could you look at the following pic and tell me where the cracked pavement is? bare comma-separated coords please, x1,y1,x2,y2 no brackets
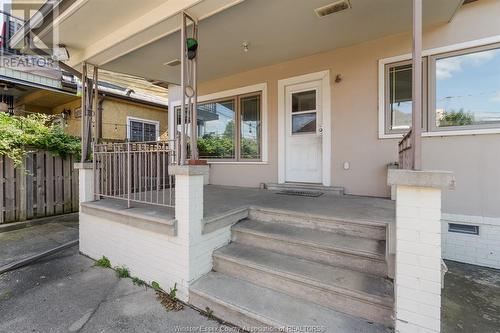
0,246,231,332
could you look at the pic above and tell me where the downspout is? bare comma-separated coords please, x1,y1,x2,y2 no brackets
96,96,104,142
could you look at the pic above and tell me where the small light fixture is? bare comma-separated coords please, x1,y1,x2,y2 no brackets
242,41,249,53
61,108,71,119
52,44,70,61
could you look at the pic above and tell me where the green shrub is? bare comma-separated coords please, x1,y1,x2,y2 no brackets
95,256,111,268
0,113,80,166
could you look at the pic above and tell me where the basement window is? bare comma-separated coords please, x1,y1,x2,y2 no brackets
448,223,479,235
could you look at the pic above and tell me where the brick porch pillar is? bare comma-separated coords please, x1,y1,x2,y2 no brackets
168,164,208,301
388,169,454,333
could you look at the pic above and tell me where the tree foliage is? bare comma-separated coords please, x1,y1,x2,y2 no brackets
439,109,475,127
0,113,80,166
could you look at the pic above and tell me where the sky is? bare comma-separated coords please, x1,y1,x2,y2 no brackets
435,47,500,123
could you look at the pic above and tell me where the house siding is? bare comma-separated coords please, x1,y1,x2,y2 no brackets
193,0,500,220
173,0,500,269
50,97,168,141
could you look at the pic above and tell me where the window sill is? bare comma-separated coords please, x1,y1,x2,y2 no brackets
206,161,268,165
379,127,500,139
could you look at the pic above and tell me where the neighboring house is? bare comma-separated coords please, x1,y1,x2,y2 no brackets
0,68,168,142
12,0,500,332
13,77,169,142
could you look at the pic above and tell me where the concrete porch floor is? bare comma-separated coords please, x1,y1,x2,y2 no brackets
203,185,395,224
88,185,395,225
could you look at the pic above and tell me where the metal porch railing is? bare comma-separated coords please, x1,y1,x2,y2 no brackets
93,141,176,207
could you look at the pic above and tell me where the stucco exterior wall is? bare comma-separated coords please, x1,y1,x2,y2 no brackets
51,97,168,141
194,0,500,218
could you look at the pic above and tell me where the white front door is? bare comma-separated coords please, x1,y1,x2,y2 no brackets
285,80,323,183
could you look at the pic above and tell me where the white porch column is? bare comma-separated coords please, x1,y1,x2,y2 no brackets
74,162,94,204
169,164,208,301
388,169,454,333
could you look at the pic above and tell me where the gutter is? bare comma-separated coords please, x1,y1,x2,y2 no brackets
62,81,168,109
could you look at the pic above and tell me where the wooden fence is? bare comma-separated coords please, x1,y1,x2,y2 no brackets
0,150,79,223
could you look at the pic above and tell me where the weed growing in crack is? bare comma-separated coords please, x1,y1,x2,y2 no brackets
169,282,178,299
151,281,162,292
132,277,146,287
95,256,111,268
115,266,130,278
205,307,214,319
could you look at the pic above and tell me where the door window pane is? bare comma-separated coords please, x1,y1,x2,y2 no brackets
292,113,316,134
197,100,235,159
435,47,500,127
240,95,261,159
389,64,412,130
292,90,316,112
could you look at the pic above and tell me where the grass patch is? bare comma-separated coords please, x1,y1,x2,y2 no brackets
115,266,130,278
95,256,111,268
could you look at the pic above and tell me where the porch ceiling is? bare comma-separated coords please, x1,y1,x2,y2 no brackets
100,0,463,85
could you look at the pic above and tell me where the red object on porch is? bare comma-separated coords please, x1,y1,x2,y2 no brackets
187,159,208,165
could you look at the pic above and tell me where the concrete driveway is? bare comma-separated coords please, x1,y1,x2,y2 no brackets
1,215,500,332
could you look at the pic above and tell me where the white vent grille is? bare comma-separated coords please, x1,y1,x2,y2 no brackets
315,0,351,17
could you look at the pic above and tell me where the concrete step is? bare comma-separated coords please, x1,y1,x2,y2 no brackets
213,243,394,327
232,219,387,276
190,272,392,333
249,207,387,240
265,183,345,195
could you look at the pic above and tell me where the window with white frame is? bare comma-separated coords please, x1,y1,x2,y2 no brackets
127,118,159,142
175,92,262,160
383,42,500,135
385,59,428,134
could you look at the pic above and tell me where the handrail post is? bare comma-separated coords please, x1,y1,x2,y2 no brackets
92,142,96,200
411,0,422,170
127,142,131,208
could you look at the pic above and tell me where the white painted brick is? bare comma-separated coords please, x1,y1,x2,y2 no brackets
396,309,440,332
397,296,440,320
396,285,441,307
397,240,441,258
395,183,443,332
397,263,442,283
396,320,439,333
442,219,500,270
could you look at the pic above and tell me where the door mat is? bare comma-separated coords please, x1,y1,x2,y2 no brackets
276,190,324,197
